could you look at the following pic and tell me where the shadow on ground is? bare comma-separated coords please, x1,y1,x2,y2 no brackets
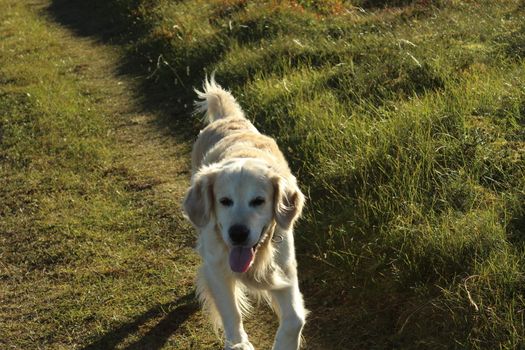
82,292,199,350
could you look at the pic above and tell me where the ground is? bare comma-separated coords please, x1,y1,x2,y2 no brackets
2,0,524,349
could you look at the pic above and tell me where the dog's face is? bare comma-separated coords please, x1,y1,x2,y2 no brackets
183,158,304,273
213,160,274,251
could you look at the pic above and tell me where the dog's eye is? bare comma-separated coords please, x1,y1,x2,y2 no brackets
219,197,233,207
249,197,265,207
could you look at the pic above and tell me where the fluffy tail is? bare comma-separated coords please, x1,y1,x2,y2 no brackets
194,74,245,124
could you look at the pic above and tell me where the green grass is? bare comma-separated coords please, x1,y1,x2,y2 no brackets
2,0,525,349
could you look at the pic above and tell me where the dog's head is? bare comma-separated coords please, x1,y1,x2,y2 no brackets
183,158,304,273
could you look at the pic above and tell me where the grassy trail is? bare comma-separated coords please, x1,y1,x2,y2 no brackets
0,0,300,348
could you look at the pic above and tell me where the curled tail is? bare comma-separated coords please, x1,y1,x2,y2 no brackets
194,74,245,124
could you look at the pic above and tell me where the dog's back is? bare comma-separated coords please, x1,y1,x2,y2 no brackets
191,76,289,176
194,75,245,123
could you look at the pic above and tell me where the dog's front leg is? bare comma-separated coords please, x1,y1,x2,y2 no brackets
270,281,307,350
203,266,254,350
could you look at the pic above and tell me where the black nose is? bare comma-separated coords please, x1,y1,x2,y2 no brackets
229,224,250,245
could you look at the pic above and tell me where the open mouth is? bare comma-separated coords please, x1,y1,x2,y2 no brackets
228,226,268,273
229,246,255,273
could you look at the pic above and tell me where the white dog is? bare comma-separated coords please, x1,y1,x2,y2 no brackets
183,76,307,350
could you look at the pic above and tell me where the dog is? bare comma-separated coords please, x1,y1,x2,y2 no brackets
183,75,307,350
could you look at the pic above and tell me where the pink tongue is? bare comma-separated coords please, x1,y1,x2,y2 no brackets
229,246,255,273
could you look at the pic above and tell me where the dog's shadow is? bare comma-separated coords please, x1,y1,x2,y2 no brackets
82,292,198,350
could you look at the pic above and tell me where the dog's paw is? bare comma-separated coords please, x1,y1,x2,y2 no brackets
225,341,255,350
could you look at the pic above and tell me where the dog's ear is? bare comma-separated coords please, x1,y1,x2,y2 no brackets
183,169,216,228
272,176,305,230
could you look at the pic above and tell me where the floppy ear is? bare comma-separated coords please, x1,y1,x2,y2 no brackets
272,176,305,230
183,170,216,228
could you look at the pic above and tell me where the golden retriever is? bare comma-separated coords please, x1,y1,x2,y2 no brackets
183,76,307,350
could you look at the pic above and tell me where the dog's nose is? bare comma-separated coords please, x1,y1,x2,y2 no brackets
229,224,250,245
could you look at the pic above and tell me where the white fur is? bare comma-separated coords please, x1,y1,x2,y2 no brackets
183,76,308,349
193,72,245,123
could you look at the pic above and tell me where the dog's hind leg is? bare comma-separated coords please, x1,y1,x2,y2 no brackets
200,265,254,350
269,280,307,350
